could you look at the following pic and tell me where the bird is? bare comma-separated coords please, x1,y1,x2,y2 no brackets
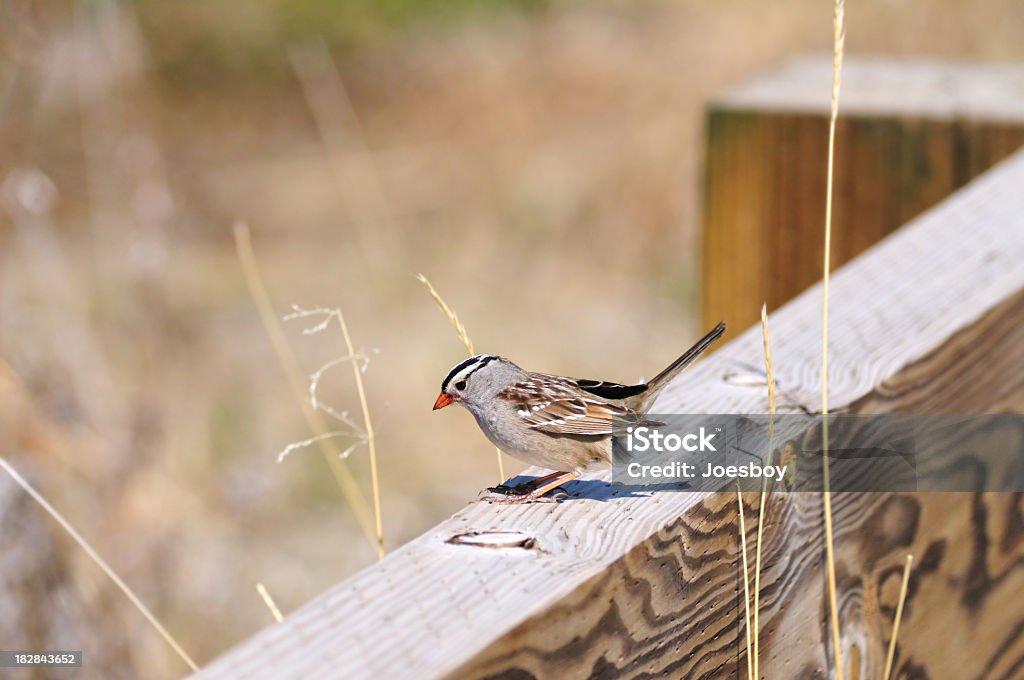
432,322,726,502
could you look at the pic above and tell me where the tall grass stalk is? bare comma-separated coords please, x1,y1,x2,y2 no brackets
752,303,776,680
281,304,385,559
737,486,754,680
256,582,284,623
333,306,385,559
417,273,506,483
417,274,475,355
882,555,914,680
233,223,377,550
0,456,199,672
821,1,846,677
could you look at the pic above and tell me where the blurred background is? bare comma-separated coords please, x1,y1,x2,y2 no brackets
1,0,1022,676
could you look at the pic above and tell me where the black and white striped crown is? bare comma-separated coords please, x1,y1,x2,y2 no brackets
441,354,499,391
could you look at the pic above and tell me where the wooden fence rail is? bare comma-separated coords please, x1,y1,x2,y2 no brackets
194,137,1024,677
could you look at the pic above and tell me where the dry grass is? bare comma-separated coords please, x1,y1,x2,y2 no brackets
417,273,506,483
333,307,385,559
0,456,199,673
737,487,754,680
256,582,285,624
883,555,914,680
821,1,847,677
416,273,476,355
234,223,379,551
752,303,776,680
281,305,386,559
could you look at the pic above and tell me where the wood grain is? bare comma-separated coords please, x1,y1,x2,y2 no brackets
194,148,1024,679
702,57,1024,333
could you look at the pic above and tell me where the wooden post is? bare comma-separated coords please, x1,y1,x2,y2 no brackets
702,57,1024,332
194,148,1024,679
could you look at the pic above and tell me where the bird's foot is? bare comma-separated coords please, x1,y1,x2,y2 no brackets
484,483,532,496
478,484,567,504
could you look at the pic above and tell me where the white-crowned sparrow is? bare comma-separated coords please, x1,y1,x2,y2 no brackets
433,322,726,502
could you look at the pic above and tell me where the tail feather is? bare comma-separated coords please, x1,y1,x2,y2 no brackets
638,322,726,410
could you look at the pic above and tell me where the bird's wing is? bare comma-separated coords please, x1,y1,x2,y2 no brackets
500,374,639,436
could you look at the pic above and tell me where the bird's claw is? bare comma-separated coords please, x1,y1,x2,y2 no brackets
484,483,529,496
478,486,568,504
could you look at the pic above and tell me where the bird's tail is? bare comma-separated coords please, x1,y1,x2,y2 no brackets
637,322,726,410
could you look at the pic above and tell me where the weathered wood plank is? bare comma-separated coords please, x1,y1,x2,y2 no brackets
702,57,1024,333
195,148,1024,679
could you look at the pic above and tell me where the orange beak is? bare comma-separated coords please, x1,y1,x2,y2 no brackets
433,392,454,410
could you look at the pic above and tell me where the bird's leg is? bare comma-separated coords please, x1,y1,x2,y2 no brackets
485,472,579,504
522,472,578,501
486,471,564,497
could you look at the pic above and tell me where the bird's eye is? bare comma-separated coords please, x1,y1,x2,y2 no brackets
455,380,467,391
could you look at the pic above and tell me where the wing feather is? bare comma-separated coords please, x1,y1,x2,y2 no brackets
500,374,640,436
